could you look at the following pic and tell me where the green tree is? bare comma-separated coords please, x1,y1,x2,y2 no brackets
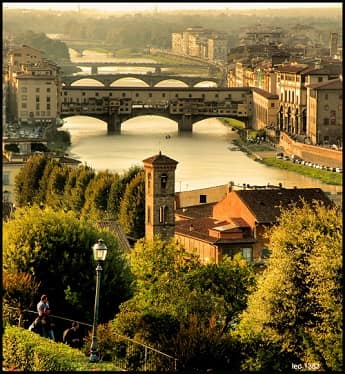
44,164,70,209
64,165,96,213
14,154,49,207
113,237,254,369
3,205,133,323
81,170,116,220
234,202,342,372
118,171,145,239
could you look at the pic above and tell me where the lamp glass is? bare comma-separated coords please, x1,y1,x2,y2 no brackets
92,240,108,261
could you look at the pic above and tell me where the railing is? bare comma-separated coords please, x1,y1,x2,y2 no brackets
5,306,178,371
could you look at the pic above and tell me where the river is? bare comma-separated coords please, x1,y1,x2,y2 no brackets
61,49,341,194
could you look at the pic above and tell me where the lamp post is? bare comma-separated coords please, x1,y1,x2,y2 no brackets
89,239,108,363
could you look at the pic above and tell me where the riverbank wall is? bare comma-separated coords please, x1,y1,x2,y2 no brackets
279,132,342,169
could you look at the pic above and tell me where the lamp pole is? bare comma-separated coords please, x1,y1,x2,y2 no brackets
89,239,107,363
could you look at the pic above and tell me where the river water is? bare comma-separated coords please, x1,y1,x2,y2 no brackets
61,49,341,194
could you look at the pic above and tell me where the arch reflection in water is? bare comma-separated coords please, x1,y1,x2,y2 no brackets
61,115,341,194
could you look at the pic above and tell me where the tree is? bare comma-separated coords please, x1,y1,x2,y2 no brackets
113,237,255,370
81,171,116,221
14,154,49,207
234,201,342,372
118,171,145,239
3,205,133,323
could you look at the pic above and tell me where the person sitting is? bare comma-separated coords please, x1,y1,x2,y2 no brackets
63,321,82,349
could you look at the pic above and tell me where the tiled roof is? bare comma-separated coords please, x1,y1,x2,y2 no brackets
277,64,309,73
235,188,333,223
175,202,216,219
252,87,279,99
96,220,131,252
307,78,342,90
142,151,178,166
175,217,255,245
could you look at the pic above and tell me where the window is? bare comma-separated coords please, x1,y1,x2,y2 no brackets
36,96,40,102
324,105,329,111
147,206,151,224
199,194,207,203
47,87,51,93
3,173,10,185
36,88,40,93
241,247,253,262
324,94,328,100
149,93,152,97
46,104,51,110
159,206,168,224
318,77,323,82
21,87,27,93
95,92,99,96
21,103,27,109
21,95,27,101
323,118,329,125
36,104,40,110
136,93,139,97
147,173,151,192
160,173,168,190
122,93,126,97
162,93,166,98
271,102,275,108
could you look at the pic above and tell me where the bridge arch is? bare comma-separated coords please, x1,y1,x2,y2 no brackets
110,77,150,87
69,78,106,87
154,79,189,87
121,114,178,131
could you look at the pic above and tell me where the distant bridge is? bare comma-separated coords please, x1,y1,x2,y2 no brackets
61,73,222,88
60,86,252,133
59,61,212,75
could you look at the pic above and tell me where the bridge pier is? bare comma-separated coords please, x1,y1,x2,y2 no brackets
108,115,121,133
178,114,193,132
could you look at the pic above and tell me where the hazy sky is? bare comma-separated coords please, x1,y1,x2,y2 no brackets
3,2,342,11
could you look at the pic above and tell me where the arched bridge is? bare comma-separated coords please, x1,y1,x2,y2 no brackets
61,73,222,88
60,86,253,133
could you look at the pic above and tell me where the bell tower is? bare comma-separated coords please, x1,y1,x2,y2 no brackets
143,151,178,241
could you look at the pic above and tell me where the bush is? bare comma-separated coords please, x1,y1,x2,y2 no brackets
3,325,120,371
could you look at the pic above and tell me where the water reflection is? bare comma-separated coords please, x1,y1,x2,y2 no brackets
62,116,341,194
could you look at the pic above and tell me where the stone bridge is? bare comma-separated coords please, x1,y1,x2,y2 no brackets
61,73,222,88
60,86,253,133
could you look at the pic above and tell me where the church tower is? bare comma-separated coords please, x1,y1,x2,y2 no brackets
143,152,178,241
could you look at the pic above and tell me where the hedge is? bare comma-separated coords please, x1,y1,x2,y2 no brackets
3,325,120,371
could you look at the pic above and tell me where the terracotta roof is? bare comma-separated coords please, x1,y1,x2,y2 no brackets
307,78,342,90
175,217,255,245
96,220,131,252
277,64,309,73
252,87,279,99
235,188,333,223
175,202,216,219
143,151,178,166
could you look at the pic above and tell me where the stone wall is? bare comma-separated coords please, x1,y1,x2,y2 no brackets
280,132,342,168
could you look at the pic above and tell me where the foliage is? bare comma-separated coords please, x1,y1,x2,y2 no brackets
14,154,49,206
81,170,116,221
118,171,145,239
3,271,41,327
112,237,255,370
3,205,133,323
14,30,70,61
3,325,120,371
234,202,342,372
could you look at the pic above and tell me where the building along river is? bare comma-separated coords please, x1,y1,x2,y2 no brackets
61,49,342,197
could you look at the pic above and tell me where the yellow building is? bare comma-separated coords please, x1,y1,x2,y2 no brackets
307,77,343,146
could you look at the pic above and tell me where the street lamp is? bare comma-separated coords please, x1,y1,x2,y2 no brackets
89,239,108,363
